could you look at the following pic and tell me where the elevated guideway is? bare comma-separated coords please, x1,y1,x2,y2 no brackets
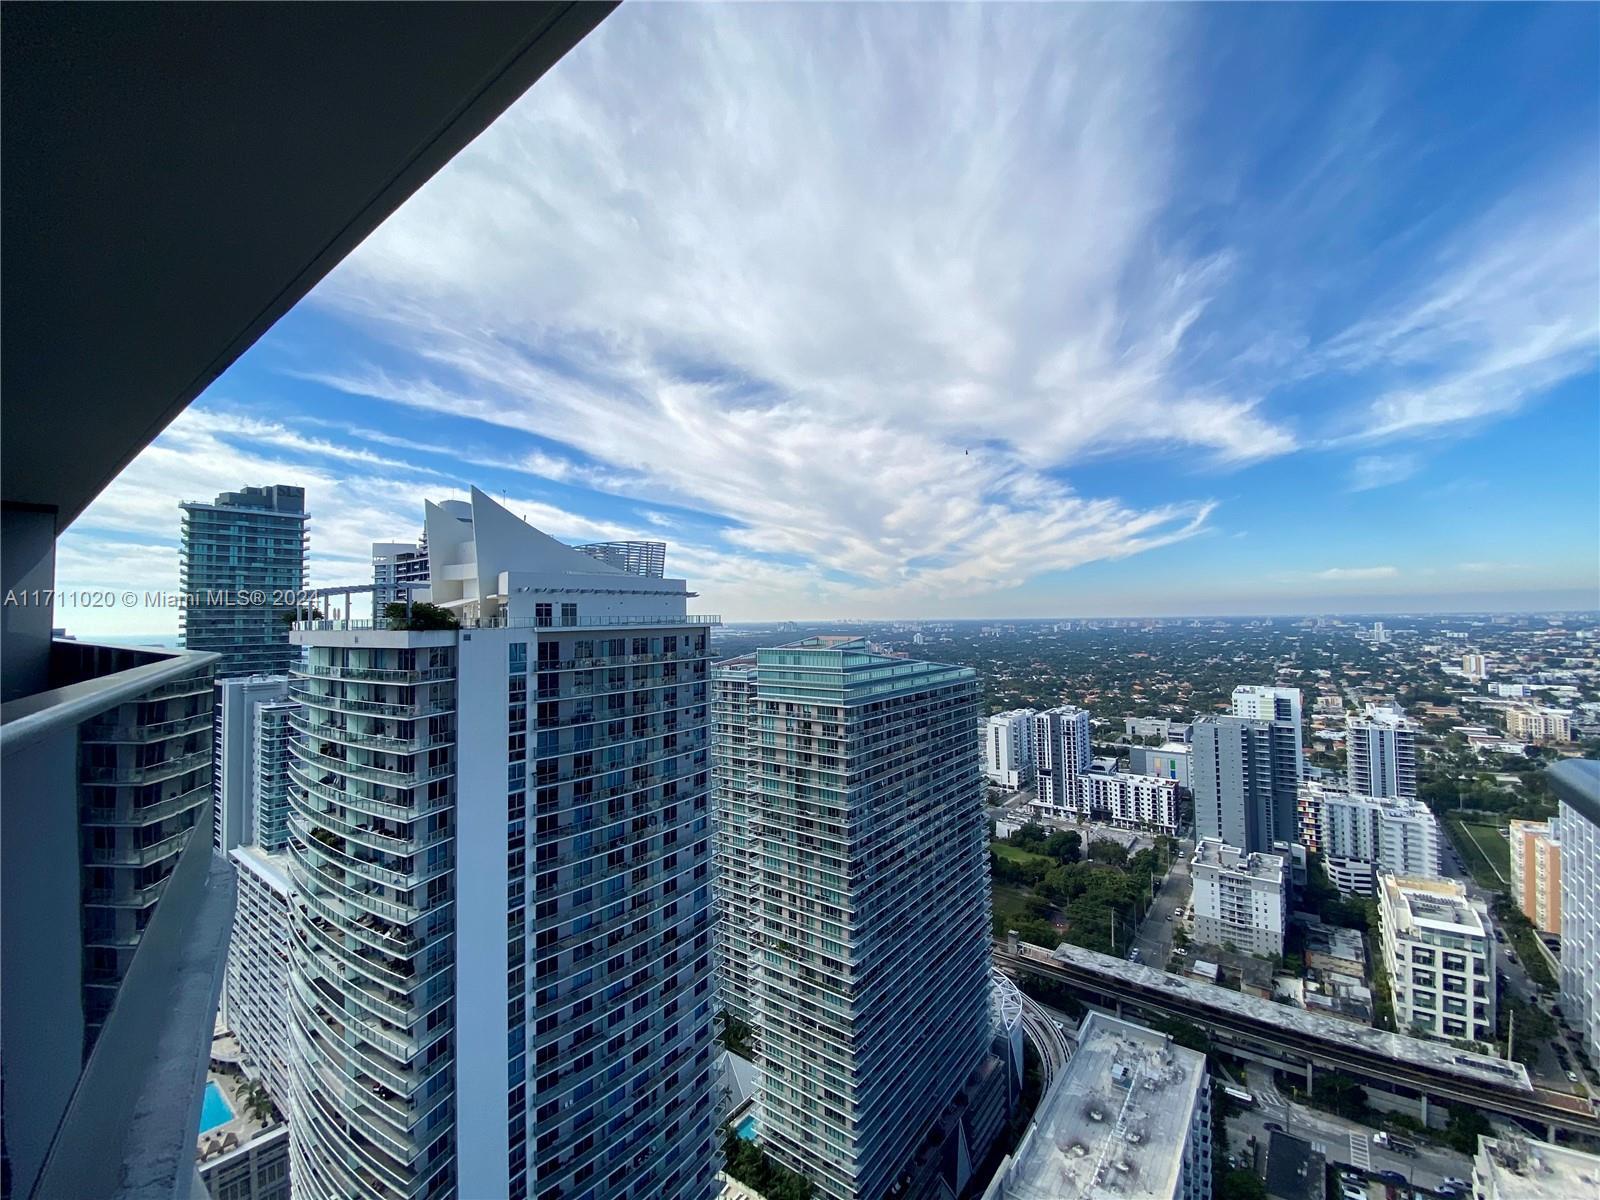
994,938,1599,1140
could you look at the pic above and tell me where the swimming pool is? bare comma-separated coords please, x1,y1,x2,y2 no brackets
736,1114,758,1141
199,1081,235,1135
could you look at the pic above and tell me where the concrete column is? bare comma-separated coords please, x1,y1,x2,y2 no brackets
1303,1060,1314,1091
1418,1094,1429,1126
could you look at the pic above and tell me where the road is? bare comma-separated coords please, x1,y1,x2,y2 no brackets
1228,1073,1473,1195
1128,838,1192,967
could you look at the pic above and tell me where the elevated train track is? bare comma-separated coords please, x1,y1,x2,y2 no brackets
994,939,1599,1140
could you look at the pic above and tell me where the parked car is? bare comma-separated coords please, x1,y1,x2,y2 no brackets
1568,1071,1580,1083
1440,1177,1467,1190
1173,947,1189,957
1341,1188,1365,1200
1376,1170,1407,1186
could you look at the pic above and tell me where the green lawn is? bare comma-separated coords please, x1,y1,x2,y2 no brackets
991,841,1056,870
1446,817,1510,886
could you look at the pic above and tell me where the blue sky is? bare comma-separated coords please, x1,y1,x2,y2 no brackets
59,3,1600,635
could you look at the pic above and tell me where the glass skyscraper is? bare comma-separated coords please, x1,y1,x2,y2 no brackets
180,484,309,677
748,638,992,1200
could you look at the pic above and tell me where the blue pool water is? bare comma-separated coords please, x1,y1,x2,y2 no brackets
199,1081,235,1134
736,1114,758,1141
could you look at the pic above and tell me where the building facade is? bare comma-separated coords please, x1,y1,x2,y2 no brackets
180,485,309,678
284,488,719,1200
372,538,430,610
225,846,294,1103
1190,839,1286,957
1131,741,1191,789
1551,761,1600,1060
1067,770,1181,834
750,638,992,1200
1377,875,1495,1045
1507,819,1561,935
572,540,667,578
1345,706,1418,800
1030,706,1091,813
255,698,299,852
1231,685,1304,781
711,655,759,1027
1318,791,1441,896
1191,715,1299,854
984,708,1036,790
1503,707,1573,743
986,1011,1211,1200
1462,653,1488,682
213,674,291,853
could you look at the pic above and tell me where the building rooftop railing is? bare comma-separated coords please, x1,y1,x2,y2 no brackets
294,614,720,633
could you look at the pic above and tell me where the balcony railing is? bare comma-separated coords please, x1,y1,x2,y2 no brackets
296,613,720,633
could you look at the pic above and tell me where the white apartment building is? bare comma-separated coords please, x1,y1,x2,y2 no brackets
1507,819,1561,935
1131,741,1191,789
1462,653,1488,681
1030,707,1091,813
1345,706,1418,801
1473,1135,1600,1200
1553,760,1600,1060
371,538,429,609
986,1011,1211,1200
1318,791,1441,895
710,654,758,1027
213,674,290,853
1378,875,1495,1045
286,489,719,1200
985,709,1036,790
1231,685,1304,781
224,846,293,1103
1070,770,1181,834
1503,706,1573,743
1190,838,1286,957
254,697,299,853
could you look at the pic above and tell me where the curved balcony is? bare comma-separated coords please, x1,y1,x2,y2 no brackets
294,743,451,791
294,909,420,998
295,939,420,1032
290,712,452,755
286,845,441,933
300,662,454,685
290,814,443,893
285,1062,415,1198
82,780,209,827
291,1055,438,1181
81,747,210,785
85,826,191,868
289,684,454,720
80,710,212,743
289,791,451,864
296,878,422,956
288,762,447,824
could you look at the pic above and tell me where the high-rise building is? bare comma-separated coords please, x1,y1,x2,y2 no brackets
2,641,224,1200
1462,653,1488,681
989,1011,1211,1200
1190,715,1299,854
1346,706,1419,800
255,697,300,852
180,485,309,677
984,708,1036,790
1377,875,1495,1044
711,654,759,1027
1551,760,1600,1060
749,638,992,1200
225,845,294,1103
1318,791,1441,895
372,537,430,609
285,488,719,1200
1231,685,1304,781
1472,1135,1600,1200
1190,839,1286,956
1030,705,1091,813
213,674,291,852
1507,819,1561,935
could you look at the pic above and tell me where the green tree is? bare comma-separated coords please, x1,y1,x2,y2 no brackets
1311,1071,1368,1120
1216,1168,1267,1200
382,600,459,630
1443,1105,1490,1155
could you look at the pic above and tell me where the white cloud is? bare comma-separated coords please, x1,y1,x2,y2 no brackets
1313,566,1400,581
1347,453,1418,491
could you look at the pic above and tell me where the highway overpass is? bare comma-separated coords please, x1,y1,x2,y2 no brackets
994,939,1600,1141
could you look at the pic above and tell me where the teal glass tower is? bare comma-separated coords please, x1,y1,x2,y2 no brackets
180,484,309,677
749,638,992,1200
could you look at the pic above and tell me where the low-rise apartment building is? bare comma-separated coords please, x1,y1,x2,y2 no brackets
1377,875,1495,1045
1191,838,1286,957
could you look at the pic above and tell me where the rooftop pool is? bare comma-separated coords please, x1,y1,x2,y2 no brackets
199,1080,235,1135
736,1114,757,1142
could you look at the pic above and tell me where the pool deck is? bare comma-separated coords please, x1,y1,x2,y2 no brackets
197,1023,284,1165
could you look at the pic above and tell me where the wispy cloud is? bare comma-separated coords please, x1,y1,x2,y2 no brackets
1347,453,1419,492
1313,566,1400,581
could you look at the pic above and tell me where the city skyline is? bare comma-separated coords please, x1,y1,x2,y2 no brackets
52,3,1600,635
